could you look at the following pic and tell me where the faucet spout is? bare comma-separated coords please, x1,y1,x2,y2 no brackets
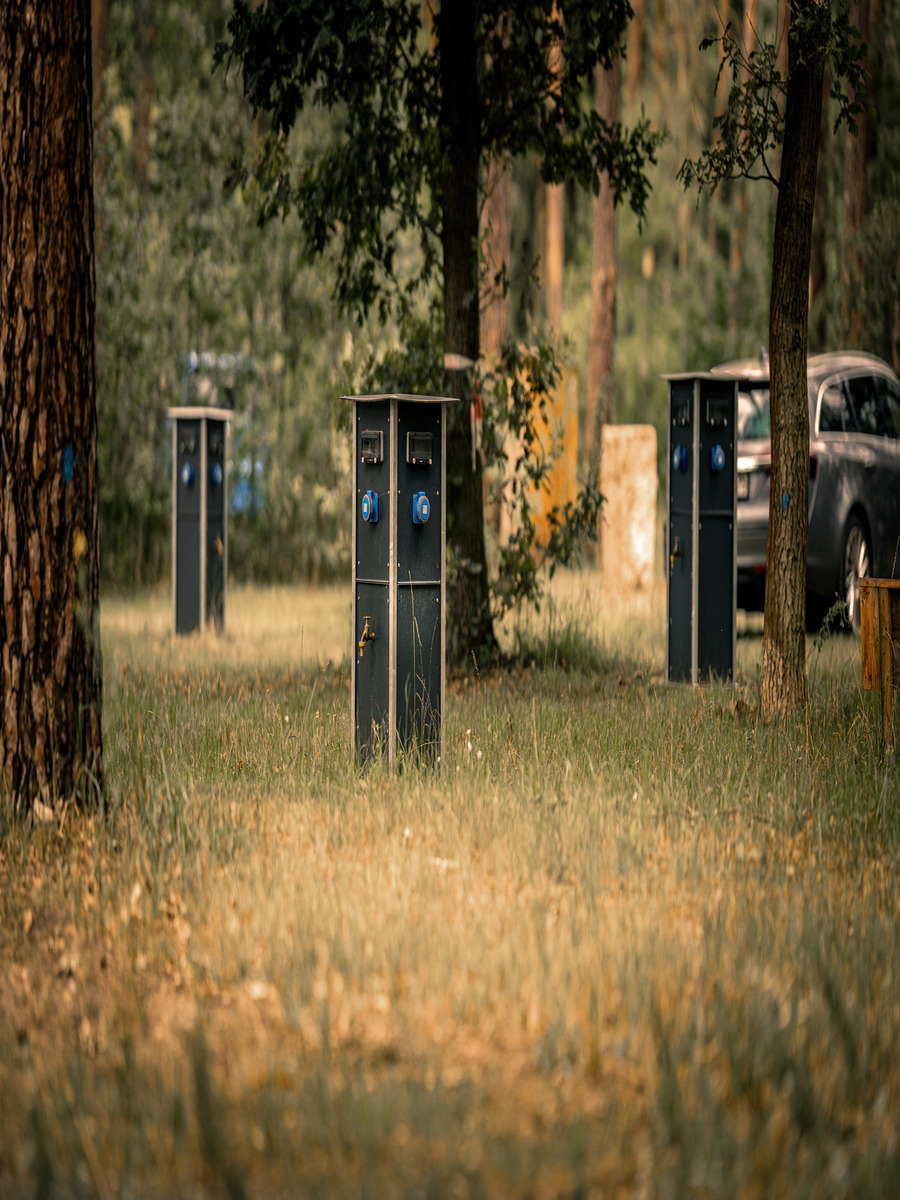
358,615,375,658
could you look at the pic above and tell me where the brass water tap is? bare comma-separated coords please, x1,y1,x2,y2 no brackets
670,535,683,573
358,615,375,658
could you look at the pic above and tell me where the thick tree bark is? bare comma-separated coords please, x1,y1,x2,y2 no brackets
584,56,620,476
438,0,497,665
760,0,825,720
1,0,103,810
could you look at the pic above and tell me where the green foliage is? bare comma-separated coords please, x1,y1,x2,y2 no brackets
680,30,784,189
480,339,603,621
94,0,900,597
679,0,868,195
216,1,660,327
557,4,779,479
345,309,601,626
95,1,353,587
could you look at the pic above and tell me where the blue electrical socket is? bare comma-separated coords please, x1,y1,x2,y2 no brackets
412,493,430,524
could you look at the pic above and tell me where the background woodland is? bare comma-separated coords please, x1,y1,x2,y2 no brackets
93,0,900,589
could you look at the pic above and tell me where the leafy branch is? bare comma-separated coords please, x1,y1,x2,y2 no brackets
679,2,870,195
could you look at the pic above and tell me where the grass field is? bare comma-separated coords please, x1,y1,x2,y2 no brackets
1,574,899,1198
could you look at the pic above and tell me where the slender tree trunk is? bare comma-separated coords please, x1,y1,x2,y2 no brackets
480,154,512,361
625,0,644,108
775,0,790,79
706,0,730,262
132,0,155,189
841,0,869,344
91,0,109,251
1,0,103,811
584,56,620,475
545,6,564,336
438,1,497,665
479,10,513,363
727,0,758,336
760,0,825,720
545,183,565,335
91,0,107,118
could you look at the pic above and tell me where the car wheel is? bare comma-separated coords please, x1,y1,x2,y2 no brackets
839,516,869,635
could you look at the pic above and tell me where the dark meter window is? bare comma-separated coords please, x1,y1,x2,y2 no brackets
361,431,383,464
407,432,433,466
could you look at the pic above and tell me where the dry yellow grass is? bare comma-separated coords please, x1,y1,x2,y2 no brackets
1,574,898,1198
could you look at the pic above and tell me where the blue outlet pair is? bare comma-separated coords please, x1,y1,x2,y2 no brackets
361,491,430,524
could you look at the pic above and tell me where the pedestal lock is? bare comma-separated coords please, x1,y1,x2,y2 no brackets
181,461,195,487
672,444,687,473
710,445,726,473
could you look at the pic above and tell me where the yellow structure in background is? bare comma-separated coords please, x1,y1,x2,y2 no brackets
530,366,580,550
495,364,580,556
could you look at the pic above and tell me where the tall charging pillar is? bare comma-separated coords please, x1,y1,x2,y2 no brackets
348,393,456,767
168,406,231,635
663,373,738,684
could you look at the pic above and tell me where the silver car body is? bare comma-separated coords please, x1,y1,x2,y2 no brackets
712,351,900,621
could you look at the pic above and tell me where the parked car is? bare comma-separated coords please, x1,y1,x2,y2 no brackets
711,350,900,631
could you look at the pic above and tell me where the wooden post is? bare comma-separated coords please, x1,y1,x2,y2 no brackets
860,578,900,752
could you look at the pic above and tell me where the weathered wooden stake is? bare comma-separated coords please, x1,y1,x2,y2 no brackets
860,578,900,753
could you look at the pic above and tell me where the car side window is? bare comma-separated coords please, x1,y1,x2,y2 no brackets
879,376,900,440
818,382,846,433
844,374,885,436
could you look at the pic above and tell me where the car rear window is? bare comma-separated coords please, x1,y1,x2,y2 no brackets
879,377,900,439
844,374,886,436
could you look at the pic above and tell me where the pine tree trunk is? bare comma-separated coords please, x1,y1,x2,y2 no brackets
841,0,869,344
584,56,620,476
439,0,497,666
545,183,565,335
545,8,564,337
760,0,825,720
132,0,155,189
480,155,512,361
1,0,103,811
727,0,757,337
625,0,644,107
91,0,107,117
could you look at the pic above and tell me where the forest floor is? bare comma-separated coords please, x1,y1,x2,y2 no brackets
1,573,899,1198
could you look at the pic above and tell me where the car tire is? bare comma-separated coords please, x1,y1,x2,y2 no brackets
838,515,870,635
